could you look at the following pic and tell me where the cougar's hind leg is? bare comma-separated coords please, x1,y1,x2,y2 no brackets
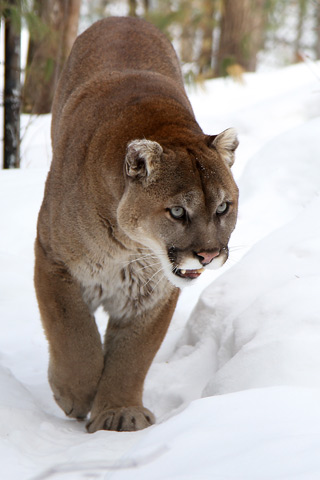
34,239,104,419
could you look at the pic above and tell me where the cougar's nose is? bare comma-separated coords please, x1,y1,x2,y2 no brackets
196,250,220,266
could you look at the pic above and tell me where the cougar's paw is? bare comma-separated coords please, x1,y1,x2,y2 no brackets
53,392,91,420
50,376,93,419
86,406,155,433
49,366,101,420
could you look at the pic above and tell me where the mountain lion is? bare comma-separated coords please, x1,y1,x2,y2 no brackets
34,17,239,433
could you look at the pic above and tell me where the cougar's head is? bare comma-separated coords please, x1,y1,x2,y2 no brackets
117,129,239,288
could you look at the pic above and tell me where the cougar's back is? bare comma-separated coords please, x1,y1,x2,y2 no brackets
51,17,186,143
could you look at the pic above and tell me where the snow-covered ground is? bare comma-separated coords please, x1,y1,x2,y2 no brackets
1,60,320,479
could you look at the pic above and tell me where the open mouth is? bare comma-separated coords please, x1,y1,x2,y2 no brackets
175,268,205,279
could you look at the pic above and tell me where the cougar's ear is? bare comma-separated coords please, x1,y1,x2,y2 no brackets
207,128,239,167
125,139,163,179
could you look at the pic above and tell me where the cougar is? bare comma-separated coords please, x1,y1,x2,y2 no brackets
34,16,239,433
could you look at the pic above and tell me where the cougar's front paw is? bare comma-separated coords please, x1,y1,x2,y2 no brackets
49,371,97,420
86,406,155,433
52,392,92,420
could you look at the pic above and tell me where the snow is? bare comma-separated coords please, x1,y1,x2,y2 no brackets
1,59,320,479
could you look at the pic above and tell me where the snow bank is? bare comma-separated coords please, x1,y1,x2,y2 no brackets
111,387,320,480
235,116,320,245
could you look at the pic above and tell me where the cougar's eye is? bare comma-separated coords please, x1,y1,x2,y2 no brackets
169,206,185,219
216,202,229,215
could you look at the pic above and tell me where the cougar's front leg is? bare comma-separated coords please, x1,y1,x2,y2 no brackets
87,289,179,433
34,239,104,419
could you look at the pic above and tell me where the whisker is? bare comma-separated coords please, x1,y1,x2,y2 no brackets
126,253,156,260
127,252,153,256
172,264,179,274
227,244,249,265
229,245,248,252
150,272,167,293
226,254,241,266
123,249,168,267
121,253,158,266
127,252,167,259
136,261,163,272
130,247,167,255
134,247,165,253
143,266,166,289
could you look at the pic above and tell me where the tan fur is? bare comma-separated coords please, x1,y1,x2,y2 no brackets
34,17,239,433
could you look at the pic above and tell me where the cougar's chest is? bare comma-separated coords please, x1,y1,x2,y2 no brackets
71,251,169,319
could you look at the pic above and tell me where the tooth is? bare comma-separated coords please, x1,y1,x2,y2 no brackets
198,268,205,273
181,269,186,274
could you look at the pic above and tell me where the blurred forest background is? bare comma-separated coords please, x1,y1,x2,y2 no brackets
1,0,320,167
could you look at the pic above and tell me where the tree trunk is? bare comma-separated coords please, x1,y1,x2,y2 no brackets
315,0,320,60
198,0,216,77
22,0,81,114
128,0,137,17
216,0,266,76
180,25,195,64
179,1,195,64
143,0,149,16
3,0,21,169
294,0,307,62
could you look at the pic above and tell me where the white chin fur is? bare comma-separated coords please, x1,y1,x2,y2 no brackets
179,258,203,270
157,256,201,289
208,253,228,270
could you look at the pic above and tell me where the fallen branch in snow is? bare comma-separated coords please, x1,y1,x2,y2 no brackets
298,51,320,82
29,445,169,480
